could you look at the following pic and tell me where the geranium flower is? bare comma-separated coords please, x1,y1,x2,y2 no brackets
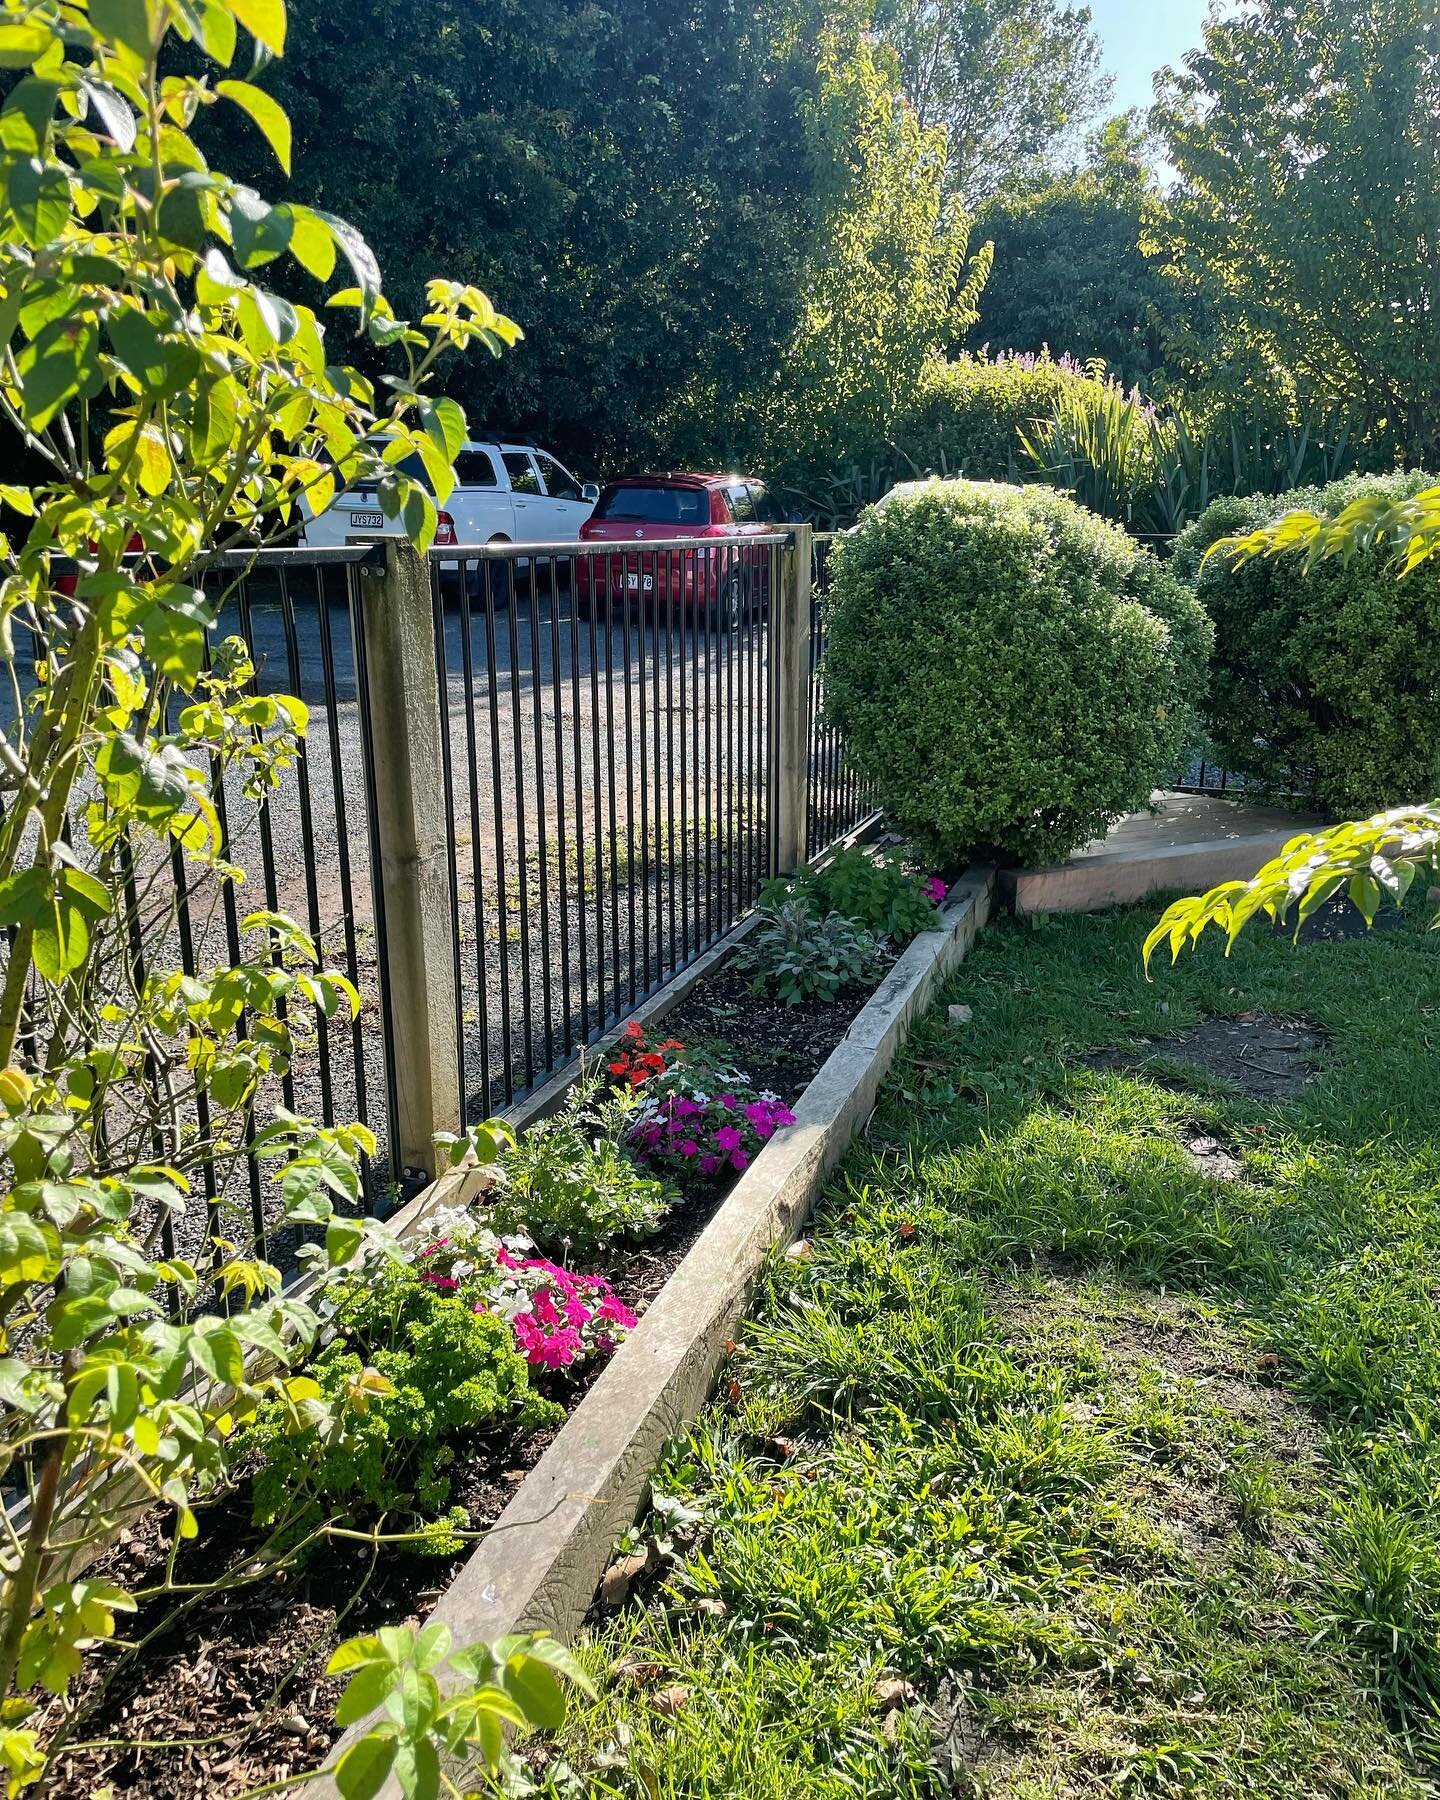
712,1124,743,1152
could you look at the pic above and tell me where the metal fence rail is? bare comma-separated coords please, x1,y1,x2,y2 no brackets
807,532,880,858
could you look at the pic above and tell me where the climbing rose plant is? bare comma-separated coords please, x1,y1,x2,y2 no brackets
0,1,583,1794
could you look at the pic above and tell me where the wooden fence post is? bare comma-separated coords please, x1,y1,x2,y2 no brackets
770,523,813,875
359,540,461,1185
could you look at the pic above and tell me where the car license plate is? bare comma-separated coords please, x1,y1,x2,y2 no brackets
626,573,654,592
349,511,384,529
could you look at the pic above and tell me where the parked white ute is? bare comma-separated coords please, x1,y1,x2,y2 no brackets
301,439,598,554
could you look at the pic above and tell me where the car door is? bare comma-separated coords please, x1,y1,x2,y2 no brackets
500,450,548,540
450,446,513,542
532,450,594,541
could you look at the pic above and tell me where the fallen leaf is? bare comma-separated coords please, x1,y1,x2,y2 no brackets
785,1239,812,1261
873,1675,916,1712
727,1378,743,1405
897,1220,916,1240
694,1597,728,1618
652,1685,691,1716
947,1004,972,1025
768,1436,798,1459
1236,1010,1259,1024
600,1542,659,1607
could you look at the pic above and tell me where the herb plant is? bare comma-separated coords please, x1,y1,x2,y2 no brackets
487,1072,672,1258
737,899,889,1004
764,847,944,945
243,1258,560,1554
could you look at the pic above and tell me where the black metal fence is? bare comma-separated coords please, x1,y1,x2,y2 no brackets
807,532,880,858
425,537,779,1122
6,529,880,1275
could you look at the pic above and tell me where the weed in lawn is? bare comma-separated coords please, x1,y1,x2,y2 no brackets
526,901,1440,1795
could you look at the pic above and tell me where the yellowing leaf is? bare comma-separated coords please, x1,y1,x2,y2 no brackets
226,0,287,54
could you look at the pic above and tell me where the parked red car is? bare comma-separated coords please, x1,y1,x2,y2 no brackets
575,473,778,617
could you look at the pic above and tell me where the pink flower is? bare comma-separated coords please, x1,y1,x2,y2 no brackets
718,1093,736,1109
420,1271,458,1293
713,1125,743,1153
925,877,947,904
496,1246,521,1270
671,1097,700,1118
563,1294,594,1328
731,1149,749,1171
513,1315,583,1369
597,1294,638,1329
699,1155,719,1175
679,1139,699,1157
532,1287,561,1327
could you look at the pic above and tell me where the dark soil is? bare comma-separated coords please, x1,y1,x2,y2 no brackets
1085,1011,1325,1102
658,962,875,1105
42,949,882,1800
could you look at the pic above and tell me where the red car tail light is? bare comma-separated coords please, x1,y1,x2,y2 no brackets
434,511,458,547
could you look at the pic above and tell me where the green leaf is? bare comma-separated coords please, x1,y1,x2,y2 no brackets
0,1217,61,1285
7,156,69,248
228,0,287,54
334,1662,395,1728
216,79,291,175
228,186,292,268
287,206,337,281
0,21,52,67
90,0,157,60
333,1731,397,1800
80,79,136,152
325,1217,363,1266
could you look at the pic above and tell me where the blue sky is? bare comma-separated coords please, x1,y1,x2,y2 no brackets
1085,0,1213,116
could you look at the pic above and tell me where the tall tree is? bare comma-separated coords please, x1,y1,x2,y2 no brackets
874,0,1111,202
1148,0,1440,462
967,114,1180,381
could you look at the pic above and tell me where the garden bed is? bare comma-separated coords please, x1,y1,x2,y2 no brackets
39,879,950,1800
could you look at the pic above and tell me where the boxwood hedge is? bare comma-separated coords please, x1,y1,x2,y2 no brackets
1173,470,1440,814
823,479,1212,868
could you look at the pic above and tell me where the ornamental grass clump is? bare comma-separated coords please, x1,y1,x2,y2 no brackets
822,479,1213,868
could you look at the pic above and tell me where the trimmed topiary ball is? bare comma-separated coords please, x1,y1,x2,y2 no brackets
1173,470,1440,814
822,479,1212,868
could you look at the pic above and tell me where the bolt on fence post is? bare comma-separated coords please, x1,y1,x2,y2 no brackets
359,540,462,1185
769,523,813,875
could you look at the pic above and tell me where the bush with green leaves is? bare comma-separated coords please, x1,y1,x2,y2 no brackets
762,847,942,945
889,351,1104,482
242,1257,561,1554
1173,471,1440,814
737,899,889,1005
487,1073,672,1260
822,479,1213,868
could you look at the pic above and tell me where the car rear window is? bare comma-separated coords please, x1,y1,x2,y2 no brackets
594,484,709,526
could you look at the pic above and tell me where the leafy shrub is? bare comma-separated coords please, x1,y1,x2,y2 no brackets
414,1208,638,1370
487,1074,672,1258
737,899,889,1004
823,479,1213,868
890,352,1107,482
243,1260,560,1552
1173,471,1440,813
763,847,944,945
630,1070,796,1187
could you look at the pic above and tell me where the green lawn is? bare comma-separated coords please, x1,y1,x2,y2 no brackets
528,901,1440,1797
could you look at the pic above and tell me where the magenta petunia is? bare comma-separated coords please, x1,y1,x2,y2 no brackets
712,1124,743,1152
730,1149,749,1171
